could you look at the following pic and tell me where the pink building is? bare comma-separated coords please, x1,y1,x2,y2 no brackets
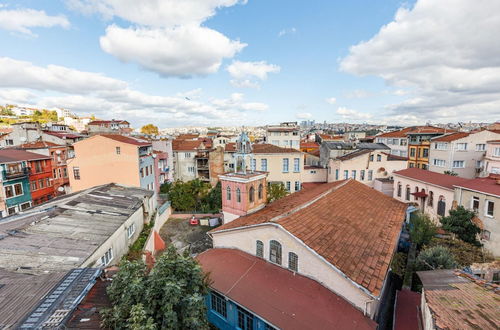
484,140,500,175
153,150,168,193
392,168,470,221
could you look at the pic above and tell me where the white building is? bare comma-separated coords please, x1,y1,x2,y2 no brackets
265,122,300,149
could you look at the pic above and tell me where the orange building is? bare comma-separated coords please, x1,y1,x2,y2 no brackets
300,141,319,153
27,155,54,205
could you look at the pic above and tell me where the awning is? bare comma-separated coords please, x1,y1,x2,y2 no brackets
411,191,428,198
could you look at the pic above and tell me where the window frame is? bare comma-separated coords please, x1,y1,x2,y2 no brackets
288,252,298,272
210,291,227,319
486,200,494,217
269,240,282,265
256,240,264,258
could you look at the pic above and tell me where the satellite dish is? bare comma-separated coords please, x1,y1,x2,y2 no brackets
57,187,64,192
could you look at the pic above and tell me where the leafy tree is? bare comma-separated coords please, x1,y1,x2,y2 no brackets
416,245,457,271
141,124,159,135
440,206,481,246
425,237,493,267
202,181,221,213
267,182,288,202
167,179,213,212
102,246,209,329
160,181,173,194
390,252,407,277
443,170,458,176
409,213,437,248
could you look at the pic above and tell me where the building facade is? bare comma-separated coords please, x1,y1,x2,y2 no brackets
484,139,500,175
26,155,54,205
265,122,300,149
86,120,131,134
0,152,32,216
407,127,450,169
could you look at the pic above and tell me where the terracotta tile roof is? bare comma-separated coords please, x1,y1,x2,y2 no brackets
176,133,199,140
0,149,51,163
18,141,63,149
300,141,319,148
431,132,470,142
418,270,500,330
0,128,12,134
212,179,407,296
197,248,377,330
376,127,414,138
43,131,82,139
172,139,203,151
224,142,236,152
306,149,320,157
453,176,500,197
393,168,471,190
487,139,500,143
381,152,408,161
253,143,301,154
378,126,453,138
99,134,151,146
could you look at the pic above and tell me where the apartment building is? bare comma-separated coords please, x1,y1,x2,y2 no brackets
172,139,208,182
454,175,500,256
375,127,412,157
320,141,390,166
68,135,155,192
429,130,500,178
344,130,366,141
484,139,500,175
86,119,132,134
265,122,300,149
407,127,451,170
25,154,54,205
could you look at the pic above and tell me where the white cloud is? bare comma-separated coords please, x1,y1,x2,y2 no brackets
0,89,36,104
278,27,296,37
344,89,372,99
296,112,312,119
0,8,69,36
325,97,336,104
227,60,280,88
211,93,268,111
100,25,246,77
336,107,372,121
340,0,500,123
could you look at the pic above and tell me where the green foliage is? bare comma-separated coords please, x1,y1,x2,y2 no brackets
416,245,457,271
31,109,58,123
168,179,219,212
443,170,458,176
127,221,154,260
390,252,407,277
160,182,173,194
102,246,209,329
0,105,14,116
141,124,159,135
201,181,221,213
440,206,481,246
267,182,288,203
409,213,437,248
425,237,494,267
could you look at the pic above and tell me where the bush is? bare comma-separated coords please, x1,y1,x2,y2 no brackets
390,252,407,277
409,213,437,248
267,182,288,202
425,237,494,267
416,245,457,271
440,206,481,246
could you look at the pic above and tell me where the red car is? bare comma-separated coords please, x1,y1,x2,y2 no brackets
189,216,199,226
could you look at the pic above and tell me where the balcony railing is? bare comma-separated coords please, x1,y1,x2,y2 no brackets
3,167,29,180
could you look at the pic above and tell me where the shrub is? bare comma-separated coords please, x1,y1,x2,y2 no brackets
425,237,494,267
440,206,481,246
416,245,457,271
409,213,437,248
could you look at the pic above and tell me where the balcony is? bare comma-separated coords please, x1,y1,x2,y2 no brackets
3,167,29,180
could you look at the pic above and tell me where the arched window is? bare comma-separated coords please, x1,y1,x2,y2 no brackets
258,184,263,199
269,240,282,265
256,240,263,257
414,187,419,201
428,191,434,207
437,196,446,216
249,186,255,203
397,182,402,197
226,186,231,201
405,185,411,201
236,188,241,203
288,252,298,272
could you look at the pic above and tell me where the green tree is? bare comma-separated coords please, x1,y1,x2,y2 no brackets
409,213,437,248
440,206,481,246
202,181,221,213
425,237,493,267
443,170,458,176
267,182,288,202
102,246,209,329
141,124,159,135
416,245,457,271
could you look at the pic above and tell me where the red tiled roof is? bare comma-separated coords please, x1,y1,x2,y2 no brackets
393,289,421,330
453,176,500,197
18,141,63,149
176,133,199,140
212,180,407,296
253,144,301,154
319,134,343,140
487,139,500,144
378,126,453,138
432,132,470,142
381,152,408,161
224,142,236,152
393,168,471,190
376,127,415,138
300,142,319,148
197,248,376,330
43,131,82,139
306,149,320,157
172,139,203,151
0,149,51,163
0,128,12,134
99,134,151,146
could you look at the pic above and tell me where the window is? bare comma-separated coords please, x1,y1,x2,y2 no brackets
256,240,264,257
5,183,23,198
476,144,486,151
258,184,263,199
73,167,81,180
261,159,268,171
286,181,291,192
188,166,195,173
352,170,356,180
400,139,407,146
39,179,44,189
294,181,301,191
250,158,256,171
397,182,402,197
335,169,339,180
53,168,57,179
116,146,121,155
405,185,411,201
63,168,67,178
486,200,494,217
376,154,381,162
414,187,419,201
5,139,13,146
288,252,298,272
269,240,282,265
437,196,446,217
282,158,289,172
453,160,465,168
100,248,113,266
7,206,16,215
127,223,136,238
369,154,374,161
145,166,149,176
343,170,349,179
368,170,373,181
428,191,434,207
46,178,50,187
211,292,227,318
140,168,144,177
481,230,491,241
494,147,500,157
435,143,447,150
249,186,255,203
226,186,231,200
31,182,37,191
409,163,415,168
265,323,277,330
185,152,191,158
34,161,42,173
410,148,416,157
472,196,480,212
422,148,429,158
293,158,300,172
433,159,446,167
236,188,241,203
456,143,468,151
58,168,62,179
237,306,254,330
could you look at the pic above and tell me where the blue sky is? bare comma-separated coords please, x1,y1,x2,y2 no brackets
0,0,498,128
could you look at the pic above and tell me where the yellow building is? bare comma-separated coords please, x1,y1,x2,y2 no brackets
406,127,452,170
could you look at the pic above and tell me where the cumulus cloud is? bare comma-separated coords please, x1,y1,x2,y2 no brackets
227,60,280,88
296,112,312,119
340,0,500,123
0,8,69,36
325,97,336,104
0,56,268,127
344,89,372,99
278,27,296,37
69,0,248,77
336,107,372,121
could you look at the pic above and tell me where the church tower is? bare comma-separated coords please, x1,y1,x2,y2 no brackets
220,132,268,224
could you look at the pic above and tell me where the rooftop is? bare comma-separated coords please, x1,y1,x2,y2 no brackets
454,175,500,197
377,126,453,138
211,179,407,296
18,141,64,149
43,131,83,139
431,132,470,142
418,270,500,330
98,134,151,146
323,141,390,151
0,149,51,163
88,120,129,125
253,143,301,154
197,248,376,330
172,139,204,151
393,168,471,190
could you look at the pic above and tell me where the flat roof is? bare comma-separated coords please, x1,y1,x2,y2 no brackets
197,248,376,330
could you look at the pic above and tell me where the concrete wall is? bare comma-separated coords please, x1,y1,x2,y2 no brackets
209,147,225,186
253,152,304,193
420,290,434,330
139,155,155,190
220,175,267,218
302,167,327,182
173,151,197,181
375,137,408,157
212,225,378,317
68,135,141,192
484,142,500,175
265,130,300,149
